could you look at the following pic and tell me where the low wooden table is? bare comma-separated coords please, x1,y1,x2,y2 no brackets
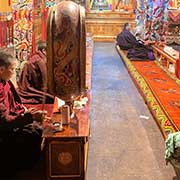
152,45,178,75
43,96,90,180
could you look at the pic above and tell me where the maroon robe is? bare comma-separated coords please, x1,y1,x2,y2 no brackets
116,29,139,50
0,80,33,129
116,29,155,60
0,80,42,176
18,50,54,104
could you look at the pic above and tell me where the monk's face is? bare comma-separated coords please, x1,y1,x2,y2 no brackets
0,59,17,81
126,24,131,31
42,49,46,56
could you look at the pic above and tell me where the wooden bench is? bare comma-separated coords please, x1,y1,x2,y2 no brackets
152,44,179,75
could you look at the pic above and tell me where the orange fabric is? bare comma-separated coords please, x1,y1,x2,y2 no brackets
132,61,180,129
177,52,180,79
169,10,180,22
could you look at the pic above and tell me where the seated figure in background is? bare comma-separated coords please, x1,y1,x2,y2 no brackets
116,23,140,50
0,50,46,177
116,23,155,60
18,40,54,104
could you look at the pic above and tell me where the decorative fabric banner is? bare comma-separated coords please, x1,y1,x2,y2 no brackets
135,0,146,39
168,10,180,22
11,0,33,64
145,0,169,42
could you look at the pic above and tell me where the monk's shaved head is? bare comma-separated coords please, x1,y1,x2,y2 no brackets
0,50,16,81
0,50,14,68
123,23,131,31
36,40,46,52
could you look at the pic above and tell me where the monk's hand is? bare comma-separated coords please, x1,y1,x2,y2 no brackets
144,40,149,46
27,107,37,113
31,110,47,122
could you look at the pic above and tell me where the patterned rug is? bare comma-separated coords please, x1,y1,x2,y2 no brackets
116,45,180,138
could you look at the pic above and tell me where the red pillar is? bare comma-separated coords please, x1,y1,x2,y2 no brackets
31,0,36,55
42,0,47,41
177,52,180,79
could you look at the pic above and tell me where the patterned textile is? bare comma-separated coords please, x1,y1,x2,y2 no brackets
11,0,34,63
145,0,169,42
165,132,180,162
168,10,180,22
135,0,146,39
45,0,55,7
11,0,56,79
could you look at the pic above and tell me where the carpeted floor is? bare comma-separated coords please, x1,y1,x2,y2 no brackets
116,46,180,137
132,61,180,130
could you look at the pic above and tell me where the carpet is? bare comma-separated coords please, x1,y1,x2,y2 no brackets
116,45,179,138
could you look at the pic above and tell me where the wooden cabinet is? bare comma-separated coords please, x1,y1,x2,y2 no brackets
85,0,135,41
86,12,135,41
152,44,178,75
43,92,90,180
45,137,89,180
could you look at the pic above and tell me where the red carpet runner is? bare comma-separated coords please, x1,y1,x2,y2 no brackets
116,46,180,138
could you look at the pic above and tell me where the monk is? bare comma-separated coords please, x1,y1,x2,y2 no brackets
0,50,46,177
116,23,155,60
18,40,54,104
116,23,140,50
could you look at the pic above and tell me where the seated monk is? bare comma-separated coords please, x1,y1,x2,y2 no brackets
116,23,140,50
18,40,54,104
0,50,46,177
116,23,155,60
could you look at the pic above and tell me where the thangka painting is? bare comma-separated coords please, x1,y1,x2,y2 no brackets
145,0,169,41
12,0,55,77
11,0,34,65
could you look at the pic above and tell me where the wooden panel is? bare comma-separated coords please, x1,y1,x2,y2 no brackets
46,138,84,180
85,12,135,41
152,45,178,75
84,138,89,175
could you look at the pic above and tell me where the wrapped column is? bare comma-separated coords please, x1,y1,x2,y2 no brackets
46,1,86,102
